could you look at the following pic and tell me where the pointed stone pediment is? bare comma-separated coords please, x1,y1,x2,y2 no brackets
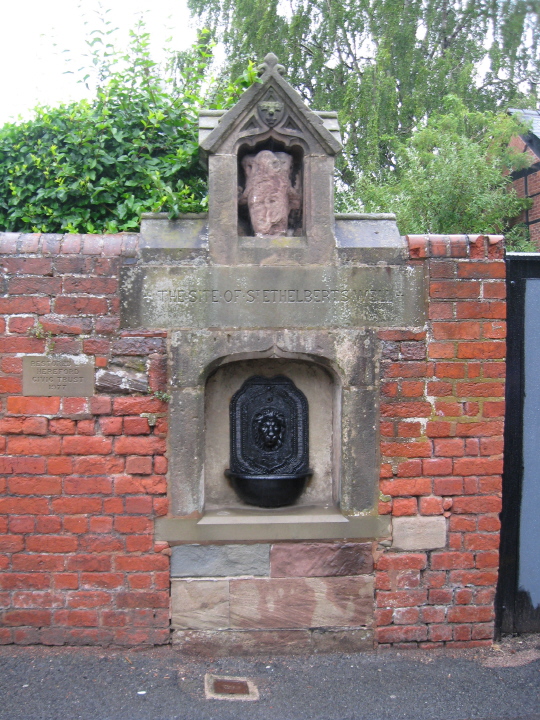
200,53,342,158
200,53,342,265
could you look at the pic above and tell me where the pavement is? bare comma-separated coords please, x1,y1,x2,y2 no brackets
0,634,539,720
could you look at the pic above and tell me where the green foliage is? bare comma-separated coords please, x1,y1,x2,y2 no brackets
0,19,215,233
188,0,540,185
336,97,533,244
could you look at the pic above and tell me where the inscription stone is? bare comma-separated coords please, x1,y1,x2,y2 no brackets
23,355,94,397
121,265,426,329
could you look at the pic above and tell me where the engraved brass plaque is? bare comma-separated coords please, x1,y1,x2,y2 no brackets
23,355,94,397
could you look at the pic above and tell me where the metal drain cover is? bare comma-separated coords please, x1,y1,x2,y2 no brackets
204,674,259,701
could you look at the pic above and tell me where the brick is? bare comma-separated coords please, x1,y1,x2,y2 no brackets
62,436,112,455
41,316,92,335
112,337,165,355
95,317,120,334
453,458,502,475
0,535,25,552
432,322,480,340
483,282,506,299
8,476,62,495
7,397,60,415
419,496,444,515
125,536,154,552
430,280,480,299
422,458,453,475
32,513,61,533
0,573,51,590
396,460,422,477
0,337,46,353
431,552,475,570
463,534,500,551
54,610,99,627
153,456,167,474
392,498,417,516
377,625,428,644
448,570,498,586
456,301,506,320
455,420,503,437
447,605,494,623
381,441,432,458
81,573,124,589
2,610,52,626
113,517,152,534
0,497,50,515
123,417,151,435
66,555,111,572
112,397,166,415
72,456,124,474
124,496,153,514
117,592,169,609
478,516,500,532
433,477,464,495
476,552,499,568
9,517,35,534
377,553,426,571
63,277,117,294
26,536,78,553
457,262,505,279
8,436,62,456
380,478,432,496
66,591,111,609
54,296,108,315
384,361,430,378
8,277,61,295
428,624,453,642
380,402,432,418
114,436,166,455
12,555,64,572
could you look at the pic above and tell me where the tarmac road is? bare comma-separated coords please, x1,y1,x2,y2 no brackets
0,634,538,720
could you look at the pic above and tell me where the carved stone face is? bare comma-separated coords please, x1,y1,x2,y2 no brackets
257,99,284,128
253,410,285,450
239,150,300,236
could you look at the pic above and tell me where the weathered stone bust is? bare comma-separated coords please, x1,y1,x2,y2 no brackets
239,150,301,236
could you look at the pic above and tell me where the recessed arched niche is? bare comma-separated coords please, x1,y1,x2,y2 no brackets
204,357,338,511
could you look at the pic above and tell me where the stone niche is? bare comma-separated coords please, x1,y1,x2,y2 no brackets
120,53,426,544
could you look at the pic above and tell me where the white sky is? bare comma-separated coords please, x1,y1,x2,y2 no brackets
0,0,198,126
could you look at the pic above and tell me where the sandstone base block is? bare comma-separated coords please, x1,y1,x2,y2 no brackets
172,627,374,656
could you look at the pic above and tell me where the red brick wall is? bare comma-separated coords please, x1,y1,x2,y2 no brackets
0,233,170,646
376,234,505,648
0,231,506,649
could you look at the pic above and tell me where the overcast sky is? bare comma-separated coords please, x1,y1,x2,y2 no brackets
0,0,197,126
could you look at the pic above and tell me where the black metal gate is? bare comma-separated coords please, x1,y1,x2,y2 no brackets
497,253,540,634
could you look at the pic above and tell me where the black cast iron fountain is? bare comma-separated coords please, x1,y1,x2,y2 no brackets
225,375,312,507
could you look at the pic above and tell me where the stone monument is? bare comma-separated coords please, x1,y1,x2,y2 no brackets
120,52,426,652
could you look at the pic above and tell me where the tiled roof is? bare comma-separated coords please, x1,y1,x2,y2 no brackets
509,108,540,138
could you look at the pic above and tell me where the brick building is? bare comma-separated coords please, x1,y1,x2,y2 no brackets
509,108,540,248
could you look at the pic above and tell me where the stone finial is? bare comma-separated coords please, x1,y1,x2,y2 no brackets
257,52,286,77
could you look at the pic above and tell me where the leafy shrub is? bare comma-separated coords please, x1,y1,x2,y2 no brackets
337,97,533,246
0,21,212,233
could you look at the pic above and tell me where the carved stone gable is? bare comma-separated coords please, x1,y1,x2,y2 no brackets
199,53,342,264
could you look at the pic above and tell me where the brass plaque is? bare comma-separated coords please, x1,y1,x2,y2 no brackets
23,355,94,397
